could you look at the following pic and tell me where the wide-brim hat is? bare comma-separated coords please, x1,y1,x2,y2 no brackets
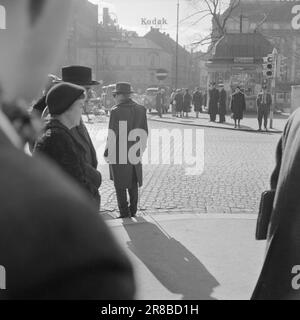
113,82,134,94
59,65,99,86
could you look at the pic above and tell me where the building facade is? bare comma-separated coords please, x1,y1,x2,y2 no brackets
144,28,198,89
207,33,273,110
218,0,300,108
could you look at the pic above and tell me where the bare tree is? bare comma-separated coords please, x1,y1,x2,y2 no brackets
185,0,240,49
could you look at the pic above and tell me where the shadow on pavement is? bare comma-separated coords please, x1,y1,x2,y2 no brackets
122,217,219,300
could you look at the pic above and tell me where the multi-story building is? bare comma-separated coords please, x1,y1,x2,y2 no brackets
216,0,300,108
58,3,197,92
58,0,98,75
144,28,198,89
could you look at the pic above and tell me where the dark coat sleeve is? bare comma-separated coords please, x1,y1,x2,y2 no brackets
35,131,88,191
104,109,118,160
141,108,148,154
270,137,283,190
242,94,246,111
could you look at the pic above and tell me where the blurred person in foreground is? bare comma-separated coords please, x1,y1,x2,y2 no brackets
252,106,300,299
34,82,101,210
0,0,134,299
104,83,148,219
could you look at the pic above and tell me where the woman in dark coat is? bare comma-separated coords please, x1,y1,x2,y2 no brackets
174,89,184,117
34,82,101,210
230,86,246,129
192,88,203,118
183,89,192,118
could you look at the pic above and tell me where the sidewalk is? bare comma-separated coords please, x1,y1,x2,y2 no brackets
148,111,288,133
107,213,266,300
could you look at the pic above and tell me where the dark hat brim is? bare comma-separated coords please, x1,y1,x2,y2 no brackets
112,90,134,94
55,79,100,86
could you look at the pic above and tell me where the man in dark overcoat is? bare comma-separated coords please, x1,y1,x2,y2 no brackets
218,84,227,123
256,85,272,131
0,0,134,299
156,88,164,118
174,89,184,117
183,89,192,118
252,108,300,299
104,83,148,218
208,82,219,122
192,87,203,118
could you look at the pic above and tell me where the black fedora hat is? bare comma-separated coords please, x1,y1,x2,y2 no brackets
60,65,99,86
113,82,134,94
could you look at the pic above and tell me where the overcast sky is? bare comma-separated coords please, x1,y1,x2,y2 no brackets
88,0,213,51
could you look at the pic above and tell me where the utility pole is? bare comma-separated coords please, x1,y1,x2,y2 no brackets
270,47,278,129
175,0,179,89
96,24,99,80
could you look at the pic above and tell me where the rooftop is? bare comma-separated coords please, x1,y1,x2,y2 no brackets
211,32,273,60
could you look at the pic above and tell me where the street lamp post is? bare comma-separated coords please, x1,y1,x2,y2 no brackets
175,0,179,89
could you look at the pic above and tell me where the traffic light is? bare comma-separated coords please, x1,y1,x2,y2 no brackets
277,54,288,80
262,78,268,87
262,54,274,78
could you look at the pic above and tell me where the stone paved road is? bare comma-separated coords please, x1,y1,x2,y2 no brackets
85,115,280,218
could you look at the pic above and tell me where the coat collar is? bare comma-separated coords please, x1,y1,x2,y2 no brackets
117,98,136,107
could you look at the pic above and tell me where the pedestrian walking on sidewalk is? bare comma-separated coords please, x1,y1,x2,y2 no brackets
230,86,246,129
34,82,102,210
156,88,164,118
174,89,184,117
256,86,272,132
252,108,300,299
183,89,192,118
170,89,176,117
192,87,203,118
208,82,219,122
104,82,148,218
0,0,134,300
218,84,227,123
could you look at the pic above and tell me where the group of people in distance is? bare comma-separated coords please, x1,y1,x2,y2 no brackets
169,87,207,118
165,82,272,131
208,82,272,131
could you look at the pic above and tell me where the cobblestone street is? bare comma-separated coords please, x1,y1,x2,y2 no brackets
85,115,281,218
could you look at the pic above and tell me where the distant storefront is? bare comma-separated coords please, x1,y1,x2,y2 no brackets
206,33,273,111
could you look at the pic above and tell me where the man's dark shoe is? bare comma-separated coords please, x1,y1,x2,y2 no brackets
116,215,130,219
